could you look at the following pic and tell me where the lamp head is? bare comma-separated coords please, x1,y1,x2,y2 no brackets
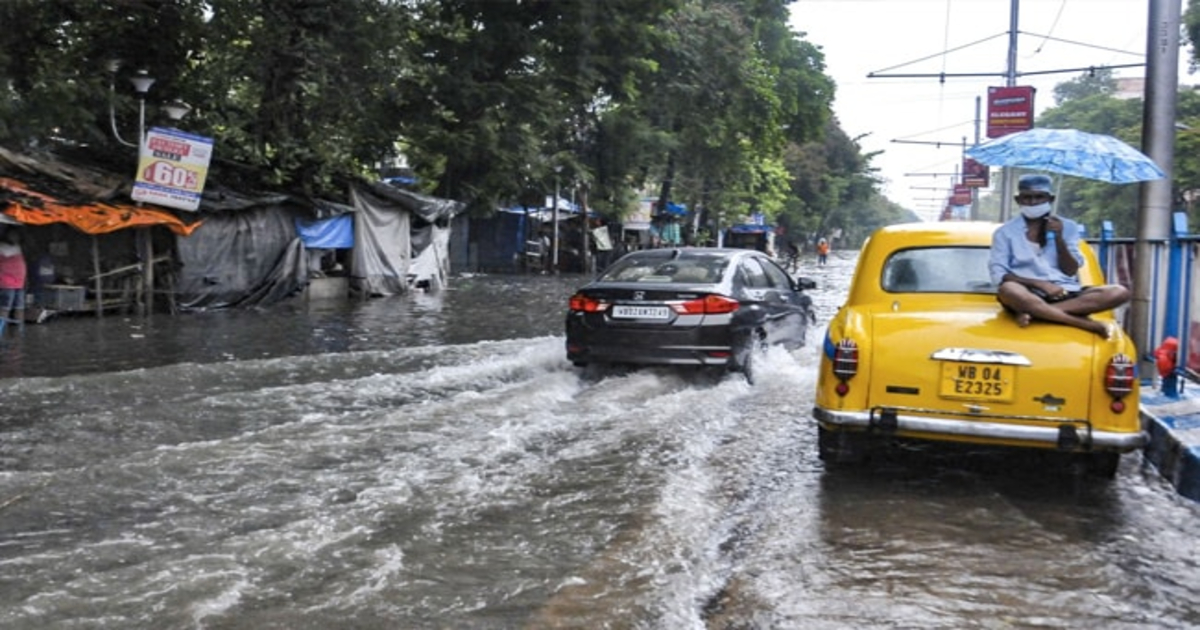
129,69,156,95
162,100,192,122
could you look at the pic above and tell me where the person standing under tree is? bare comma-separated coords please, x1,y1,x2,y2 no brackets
660,216,682,246
816,238,830,266
0,226,27,336
784,239,801,273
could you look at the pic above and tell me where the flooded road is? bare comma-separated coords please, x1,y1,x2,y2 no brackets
1,254,1198,629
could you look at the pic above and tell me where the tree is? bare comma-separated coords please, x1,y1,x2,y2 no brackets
193,0,416,195
1052,67,1117,105
0,0,887,236
633,0,834,232
391,0,679,213
0,0,208,156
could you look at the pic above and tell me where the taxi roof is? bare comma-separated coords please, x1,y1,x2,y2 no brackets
864,221,1000,250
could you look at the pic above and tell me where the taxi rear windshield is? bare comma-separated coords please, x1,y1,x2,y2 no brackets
882,246,996,294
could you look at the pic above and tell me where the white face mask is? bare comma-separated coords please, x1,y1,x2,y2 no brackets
1020,202,1052,220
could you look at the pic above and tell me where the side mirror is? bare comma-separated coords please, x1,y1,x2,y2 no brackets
794,277,817,291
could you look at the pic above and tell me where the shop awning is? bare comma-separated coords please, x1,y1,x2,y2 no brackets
0,177,202,236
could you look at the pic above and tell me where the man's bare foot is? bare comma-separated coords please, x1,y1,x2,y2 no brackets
1015,312,1032,328
1079,319,1111,338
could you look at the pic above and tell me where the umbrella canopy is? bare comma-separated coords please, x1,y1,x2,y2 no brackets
965,128,1165,184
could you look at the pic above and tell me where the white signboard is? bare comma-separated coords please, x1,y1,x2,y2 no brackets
625,199,653,230
131,127,214,212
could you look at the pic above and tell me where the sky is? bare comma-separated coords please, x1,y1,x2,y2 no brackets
788,0,1190,221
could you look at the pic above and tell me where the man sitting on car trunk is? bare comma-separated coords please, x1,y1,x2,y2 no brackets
988,174,1130,338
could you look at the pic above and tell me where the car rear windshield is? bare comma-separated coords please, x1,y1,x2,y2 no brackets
882,246,996,294
600,254,728,284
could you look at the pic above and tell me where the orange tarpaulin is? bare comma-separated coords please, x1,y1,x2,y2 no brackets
0,177,202,236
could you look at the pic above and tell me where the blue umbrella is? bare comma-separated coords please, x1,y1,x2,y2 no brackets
965,127,1165,184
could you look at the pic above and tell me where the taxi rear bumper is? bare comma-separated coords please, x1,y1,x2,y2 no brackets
813,406,1148,452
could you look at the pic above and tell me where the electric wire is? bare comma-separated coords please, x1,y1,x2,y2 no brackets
1032,0,1069,55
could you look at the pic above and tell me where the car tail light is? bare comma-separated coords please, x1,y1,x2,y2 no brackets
569,294,609,313
671,294,740,315
832,339,858,397
1104,353,1135,401
833,339,858,380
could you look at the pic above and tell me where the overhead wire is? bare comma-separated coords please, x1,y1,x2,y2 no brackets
1032,0,1069,55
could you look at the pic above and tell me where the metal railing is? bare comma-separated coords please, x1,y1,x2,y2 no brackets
1089,211,1197,395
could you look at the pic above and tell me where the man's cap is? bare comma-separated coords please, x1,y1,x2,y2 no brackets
1017,174,1054,194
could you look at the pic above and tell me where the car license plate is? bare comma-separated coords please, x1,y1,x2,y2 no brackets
939,362,1013,402
612,305,670,320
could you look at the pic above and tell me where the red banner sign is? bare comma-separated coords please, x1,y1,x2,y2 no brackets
950,184,973,206
986,86,1035,138
962,158,989,188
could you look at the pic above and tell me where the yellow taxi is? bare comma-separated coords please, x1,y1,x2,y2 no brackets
813,222,1145,477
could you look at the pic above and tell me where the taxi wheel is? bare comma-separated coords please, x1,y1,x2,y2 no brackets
1085,452,1120,479
817,426,867,466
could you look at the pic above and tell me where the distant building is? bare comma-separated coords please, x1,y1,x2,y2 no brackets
1113,77,1145,100
1113,77,1198,100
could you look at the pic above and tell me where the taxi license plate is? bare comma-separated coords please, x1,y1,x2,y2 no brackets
939,362,1013,402
612,305,670,320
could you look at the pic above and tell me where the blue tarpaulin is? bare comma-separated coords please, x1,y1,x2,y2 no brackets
661,202,688,216
296,214,354,248
729,223,774,233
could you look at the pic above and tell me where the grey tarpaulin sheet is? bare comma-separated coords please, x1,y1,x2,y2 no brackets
351,183,463,296
175,204,307,309
351,186,410,297
174,182,464,307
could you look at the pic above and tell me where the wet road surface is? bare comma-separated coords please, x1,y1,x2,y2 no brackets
1,254,1198,629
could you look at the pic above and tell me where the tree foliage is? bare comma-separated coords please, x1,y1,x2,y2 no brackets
0,0,895,239
1051,67,1117,105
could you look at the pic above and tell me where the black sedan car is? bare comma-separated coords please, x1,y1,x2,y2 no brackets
565,247,815,380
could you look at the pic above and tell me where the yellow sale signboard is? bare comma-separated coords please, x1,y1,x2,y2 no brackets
131,127,214,212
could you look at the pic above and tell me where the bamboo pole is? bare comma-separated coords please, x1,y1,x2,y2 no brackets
92,235,103,318
140,228,154,316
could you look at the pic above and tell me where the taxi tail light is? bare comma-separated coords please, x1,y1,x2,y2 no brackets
671,294,740,315
833,339,859,380
832,339,858,397
1104,353,1135,401
569,294,609,313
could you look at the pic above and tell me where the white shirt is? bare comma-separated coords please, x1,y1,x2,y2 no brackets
988,216,1085,291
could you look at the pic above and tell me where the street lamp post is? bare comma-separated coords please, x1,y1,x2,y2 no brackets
162,101,192,123
109,65,190,144
552,165,562,273
107,64,190,317
128,69,157,317
129,69,155,153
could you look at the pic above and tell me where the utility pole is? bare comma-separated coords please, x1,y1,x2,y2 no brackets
998,0,1020,222
1131,0,1181,379
972,96,982,220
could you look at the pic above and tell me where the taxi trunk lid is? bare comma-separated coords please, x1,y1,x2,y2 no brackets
865,306,1098,420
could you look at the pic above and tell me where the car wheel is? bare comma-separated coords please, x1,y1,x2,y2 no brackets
575,362,611,382
732,329,766,384
1085,452,1121,479
817,426,867,466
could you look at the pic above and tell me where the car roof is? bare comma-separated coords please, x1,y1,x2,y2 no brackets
619,247,762,259
865,221,999,250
